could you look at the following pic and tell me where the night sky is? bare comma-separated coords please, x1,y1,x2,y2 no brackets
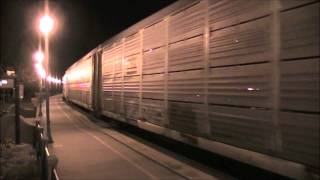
0,0,176,78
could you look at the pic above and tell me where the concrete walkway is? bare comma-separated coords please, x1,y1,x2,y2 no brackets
48,95,218,180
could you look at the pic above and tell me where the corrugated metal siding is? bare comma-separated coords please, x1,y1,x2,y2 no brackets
210,105,273,152
102,91,113,112
124,97,139,119
122,33,141,120
168,102,205,134
166,0,205,134
280,0,318,11
168,70,205,103
124,33,140,57
280,59,319,112
113,95,122,114
124,54,140,76
124,75,139,98
209,17,272,67
208,63,271,108
63,75,67,97
168,36,204,72
95,0,319,169
143,47,165,75
169,2,205,43
103,42,123,78
279,112,319,167
112,78,122,114
278,2,320,168
102,49,115,79
206,0,275,158
142,99,164,125
280,2,319,59
143,20,166,50
209,0,271,31
142,74,164,100
65,56,93,109
101,41,123,113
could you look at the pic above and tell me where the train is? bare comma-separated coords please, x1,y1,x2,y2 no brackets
63,0,319,179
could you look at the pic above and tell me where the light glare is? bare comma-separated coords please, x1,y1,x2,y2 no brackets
46,76,62,84
34,51,44,63
35,63,42,70
38,68,46,78
1,80,8,84
39,15,54,35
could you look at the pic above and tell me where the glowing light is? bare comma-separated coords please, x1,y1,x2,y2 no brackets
1,80,8,85
38,68,46,78
34,62,46,79
247,87,260,91
35,63,42,70
39,15,54,35
46,76,62,84
6,70,15,76
47,76,53,82
34,50,44,63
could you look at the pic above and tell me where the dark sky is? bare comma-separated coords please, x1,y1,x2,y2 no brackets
1,0,176,78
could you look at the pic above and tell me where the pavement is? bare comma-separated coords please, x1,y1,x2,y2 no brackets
48,95,220,180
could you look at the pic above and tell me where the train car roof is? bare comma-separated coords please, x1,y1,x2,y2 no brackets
65,0,198,74
99,0,198,49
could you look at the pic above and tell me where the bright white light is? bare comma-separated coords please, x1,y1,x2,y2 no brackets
34,51,44,63
47,76,52,82
39,15,54,35
247,88,254,91
35,63,42,70
6,70,15,76
53,77,58,84
1,80,8,84
45,76,62,84
35,63,46,79
38,68,46,78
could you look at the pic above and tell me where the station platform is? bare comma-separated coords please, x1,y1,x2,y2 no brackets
47,95,223,180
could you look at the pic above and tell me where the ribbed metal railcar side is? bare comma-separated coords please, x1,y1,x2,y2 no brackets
62,74,67,98
64,55,94,110
96,0,319,178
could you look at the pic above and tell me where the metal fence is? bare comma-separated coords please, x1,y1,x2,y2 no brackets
34,121,59,180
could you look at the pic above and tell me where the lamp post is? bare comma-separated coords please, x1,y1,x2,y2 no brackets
34,50,44,117
39,7,54,143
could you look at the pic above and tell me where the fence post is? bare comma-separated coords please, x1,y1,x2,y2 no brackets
14,77,20,144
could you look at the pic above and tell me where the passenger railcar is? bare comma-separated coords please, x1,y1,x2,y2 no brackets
63,0,320,179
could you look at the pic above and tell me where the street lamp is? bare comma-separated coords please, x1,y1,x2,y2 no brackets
39,12,54,143
33,50,45,117
39,15,54,36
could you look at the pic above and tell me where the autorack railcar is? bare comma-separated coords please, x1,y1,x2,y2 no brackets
63,0,320,179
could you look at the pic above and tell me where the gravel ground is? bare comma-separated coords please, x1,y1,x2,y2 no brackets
0,143,40,180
